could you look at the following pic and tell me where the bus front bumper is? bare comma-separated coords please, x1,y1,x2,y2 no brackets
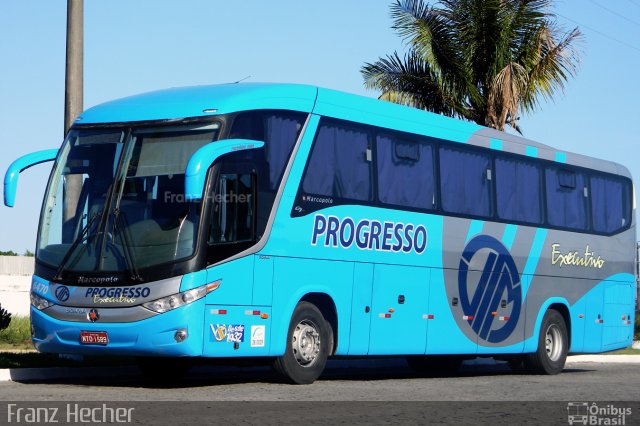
30,299,205,357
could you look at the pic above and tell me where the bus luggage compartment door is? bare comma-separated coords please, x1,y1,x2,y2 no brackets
368,264,428,355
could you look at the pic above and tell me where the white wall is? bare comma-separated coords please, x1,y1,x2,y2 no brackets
0,275,31,316
0,256,34,317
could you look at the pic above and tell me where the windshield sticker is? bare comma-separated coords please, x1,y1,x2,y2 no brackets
551,244,605,269
311,214,428,254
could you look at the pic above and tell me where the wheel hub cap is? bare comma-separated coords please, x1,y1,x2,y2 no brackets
545,324,563,362
292,320,321,367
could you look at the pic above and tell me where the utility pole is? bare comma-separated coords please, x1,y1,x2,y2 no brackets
62,0,83,241
64,0,83,134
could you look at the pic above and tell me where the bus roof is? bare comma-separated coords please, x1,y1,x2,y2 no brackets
77,83,631,179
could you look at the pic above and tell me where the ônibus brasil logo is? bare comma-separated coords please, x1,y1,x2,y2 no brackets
458,235,521,343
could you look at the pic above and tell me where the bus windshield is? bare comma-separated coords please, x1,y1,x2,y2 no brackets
37,123,220,275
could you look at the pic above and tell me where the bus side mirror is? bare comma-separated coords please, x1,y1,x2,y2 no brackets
4,149,59,207
184,139,264,201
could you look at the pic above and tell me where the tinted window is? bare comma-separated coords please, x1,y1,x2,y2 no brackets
590,174,630,233
495,157,542,224
302,121,372,201
546,168,588,230
439,147,492,216
228,111,305,191
377,135,435,210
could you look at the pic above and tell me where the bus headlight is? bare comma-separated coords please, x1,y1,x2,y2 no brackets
142,280,221,313
30,292,54,310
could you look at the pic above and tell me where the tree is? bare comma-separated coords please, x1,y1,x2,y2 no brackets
362,0,582,133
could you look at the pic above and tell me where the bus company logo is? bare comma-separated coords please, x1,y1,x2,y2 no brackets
311,214,428,255
210,324,245,343
211,324,227,341
458,235,521,343
54,286,70,302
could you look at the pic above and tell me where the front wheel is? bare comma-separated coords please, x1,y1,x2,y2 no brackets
525,309,568,375
273,302,330,384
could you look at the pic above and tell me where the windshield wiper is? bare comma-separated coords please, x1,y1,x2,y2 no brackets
53,211,101,281
111,209,143,282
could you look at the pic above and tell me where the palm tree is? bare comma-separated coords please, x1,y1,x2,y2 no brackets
362,0,582,133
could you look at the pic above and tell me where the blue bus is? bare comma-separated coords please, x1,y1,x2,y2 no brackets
5,83,636,384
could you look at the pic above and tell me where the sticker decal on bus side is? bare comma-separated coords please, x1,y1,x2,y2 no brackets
311,214,428,254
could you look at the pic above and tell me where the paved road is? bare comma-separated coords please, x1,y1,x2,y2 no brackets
0,359,638,425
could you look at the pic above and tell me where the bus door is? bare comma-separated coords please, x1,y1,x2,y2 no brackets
368,264,429,355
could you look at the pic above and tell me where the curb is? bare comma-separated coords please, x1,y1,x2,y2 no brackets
0,354,638,383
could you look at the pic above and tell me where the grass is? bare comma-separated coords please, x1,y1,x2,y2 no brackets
0,316,31,350
605,346,639,355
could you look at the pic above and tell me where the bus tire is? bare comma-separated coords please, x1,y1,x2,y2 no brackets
406,355,463,376
273,302,330,384
525,309,568,375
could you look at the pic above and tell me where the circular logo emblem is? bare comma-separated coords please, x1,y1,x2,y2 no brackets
54,286,70,302
458,235,521,343
87,309,100,323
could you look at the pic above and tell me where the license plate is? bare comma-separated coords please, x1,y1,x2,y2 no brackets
79,331,109,345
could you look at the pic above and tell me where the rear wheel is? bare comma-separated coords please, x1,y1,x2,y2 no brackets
525,309,568,375
406,355,464,376
273,302,330,384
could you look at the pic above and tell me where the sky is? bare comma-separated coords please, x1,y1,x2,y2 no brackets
0,0,638,252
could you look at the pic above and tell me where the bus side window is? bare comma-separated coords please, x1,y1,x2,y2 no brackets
495,156,543,224
546,168,588,230
590,174,630,233
376,134,436,210
439,146,493,217
302,120,372,201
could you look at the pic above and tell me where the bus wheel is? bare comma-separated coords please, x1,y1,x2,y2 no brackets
406,355,463,376
273,302,330,384
525,309,568,375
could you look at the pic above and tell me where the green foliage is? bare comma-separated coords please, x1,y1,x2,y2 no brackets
0,305,11,331
0,250,18,256
23,250,34,257
635,313,640,341
362,0,583,133
0,315,30,347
